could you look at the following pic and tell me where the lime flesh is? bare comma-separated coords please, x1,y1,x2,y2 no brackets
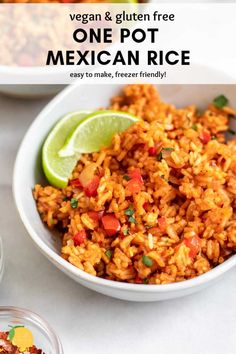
58,110,139,156
42,111,91,188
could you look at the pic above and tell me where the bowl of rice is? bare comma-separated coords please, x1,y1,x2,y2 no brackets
13,81,236,301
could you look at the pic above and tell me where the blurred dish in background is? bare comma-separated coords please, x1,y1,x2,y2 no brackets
0,307,63,354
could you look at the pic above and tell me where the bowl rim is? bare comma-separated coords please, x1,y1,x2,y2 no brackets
0,306,63,353
13,78,236,294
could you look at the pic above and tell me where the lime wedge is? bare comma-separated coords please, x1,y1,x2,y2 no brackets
58,110,139,156
42,111,91,188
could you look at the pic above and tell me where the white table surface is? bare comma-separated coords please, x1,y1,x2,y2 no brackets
0,91,236,354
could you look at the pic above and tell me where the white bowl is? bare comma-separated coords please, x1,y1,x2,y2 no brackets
0,84,64,99
0,236,4,284
13,79,236,302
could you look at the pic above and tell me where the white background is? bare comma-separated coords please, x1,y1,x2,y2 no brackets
1,3,236,84
0,92,236,354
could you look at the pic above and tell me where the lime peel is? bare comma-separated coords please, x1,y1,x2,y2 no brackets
42,111,91,188
42,109,139,189
58,110,139,156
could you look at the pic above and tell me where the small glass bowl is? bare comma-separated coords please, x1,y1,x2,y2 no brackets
0,236,4,284
0,307,63,353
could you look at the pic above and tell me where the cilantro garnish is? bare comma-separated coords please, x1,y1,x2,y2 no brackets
105,250,113,259
128,216,137,224
162,147,174,152
125,207,134,216
123,228,129,236
142,255,153,267
70,198,78,209
213,95,228,109
156,152,163,161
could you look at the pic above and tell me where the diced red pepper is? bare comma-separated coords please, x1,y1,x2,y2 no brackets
73,230,87,246
126,178,143,194
134,276,143,284
184,235,201,259
84,175,100,197
200,131,211,145
143,202,149,211
148,147,157,156
102,214,121,236
87,210,104,221
70,178,82,188
158,217,167,232
126,169,144,194
128,168,143,183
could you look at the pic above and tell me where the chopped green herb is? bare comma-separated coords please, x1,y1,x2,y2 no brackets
192,124,198,131
123,175,131,181
156,152,163,161
63,196,69,201
211,136,217,140
213,95,228,109
70,198,78,209
228,129,236,135
125,207,134,216
162,147,174,152
129,216,137,224
142,255,153,267
156,148,173,161
143,278,149,284
123,228,129,236
105,250,113,259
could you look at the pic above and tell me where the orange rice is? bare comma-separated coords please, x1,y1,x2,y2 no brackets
34,84,236,284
